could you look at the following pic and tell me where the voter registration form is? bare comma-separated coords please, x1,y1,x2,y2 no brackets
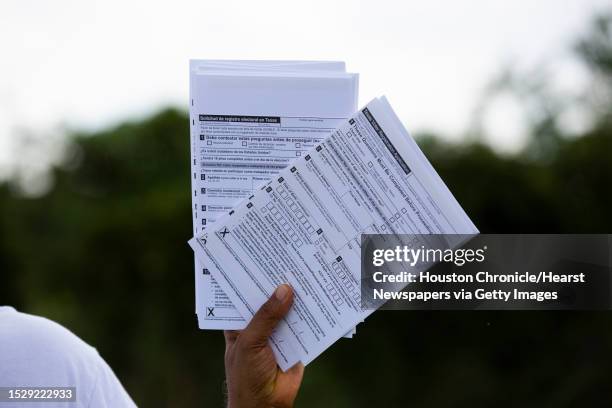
190,97,478,369
189,60,359,329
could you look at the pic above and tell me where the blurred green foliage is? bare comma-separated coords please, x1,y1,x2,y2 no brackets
1,15,611,408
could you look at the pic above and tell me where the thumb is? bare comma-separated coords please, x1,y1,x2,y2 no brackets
242,284,294,347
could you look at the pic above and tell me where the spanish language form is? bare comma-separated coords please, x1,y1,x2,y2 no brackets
189,96,477,369
189,60,358,331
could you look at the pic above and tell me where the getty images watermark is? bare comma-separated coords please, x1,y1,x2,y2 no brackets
360,234,611,310
0,387,76,402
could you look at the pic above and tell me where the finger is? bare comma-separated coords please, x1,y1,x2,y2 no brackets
242,284,294,347
284,362,304,383
224,330,240,347
275,363,305,405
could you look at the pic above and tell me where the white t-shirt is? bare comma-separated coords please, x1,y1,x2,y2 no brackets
0,306,136,407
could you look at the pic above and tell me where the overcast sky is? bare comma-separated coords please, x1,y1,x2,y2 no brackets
0,0,610,180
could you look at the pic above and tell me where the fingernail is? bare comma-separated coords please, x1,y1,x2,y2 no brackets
274,284,290,301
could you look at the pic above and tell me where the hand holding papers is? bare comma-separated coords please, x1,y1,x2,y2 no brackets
190,96,477,370
223,284,304,408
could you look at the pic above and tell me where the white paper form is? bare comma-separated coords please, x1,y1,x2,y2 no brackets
191,61,345,328
193,60,346,72
190,59,349,323
189,61,359,330
190,97,478,369
191,61,346,325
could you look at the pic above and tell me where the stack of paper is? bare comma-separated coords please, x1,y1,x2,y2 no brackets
189,60,359,331
189,61,477,369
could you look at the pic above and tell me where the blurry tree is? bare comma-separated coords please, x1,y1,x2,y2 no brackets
576,13,612,124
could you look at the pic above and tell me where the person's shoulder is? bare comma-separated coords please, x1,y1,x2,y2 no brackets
0,307,136,407
0,306,98,358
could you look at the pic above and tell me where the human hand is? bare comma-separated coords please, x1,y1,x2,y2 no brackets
224,284,304,408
